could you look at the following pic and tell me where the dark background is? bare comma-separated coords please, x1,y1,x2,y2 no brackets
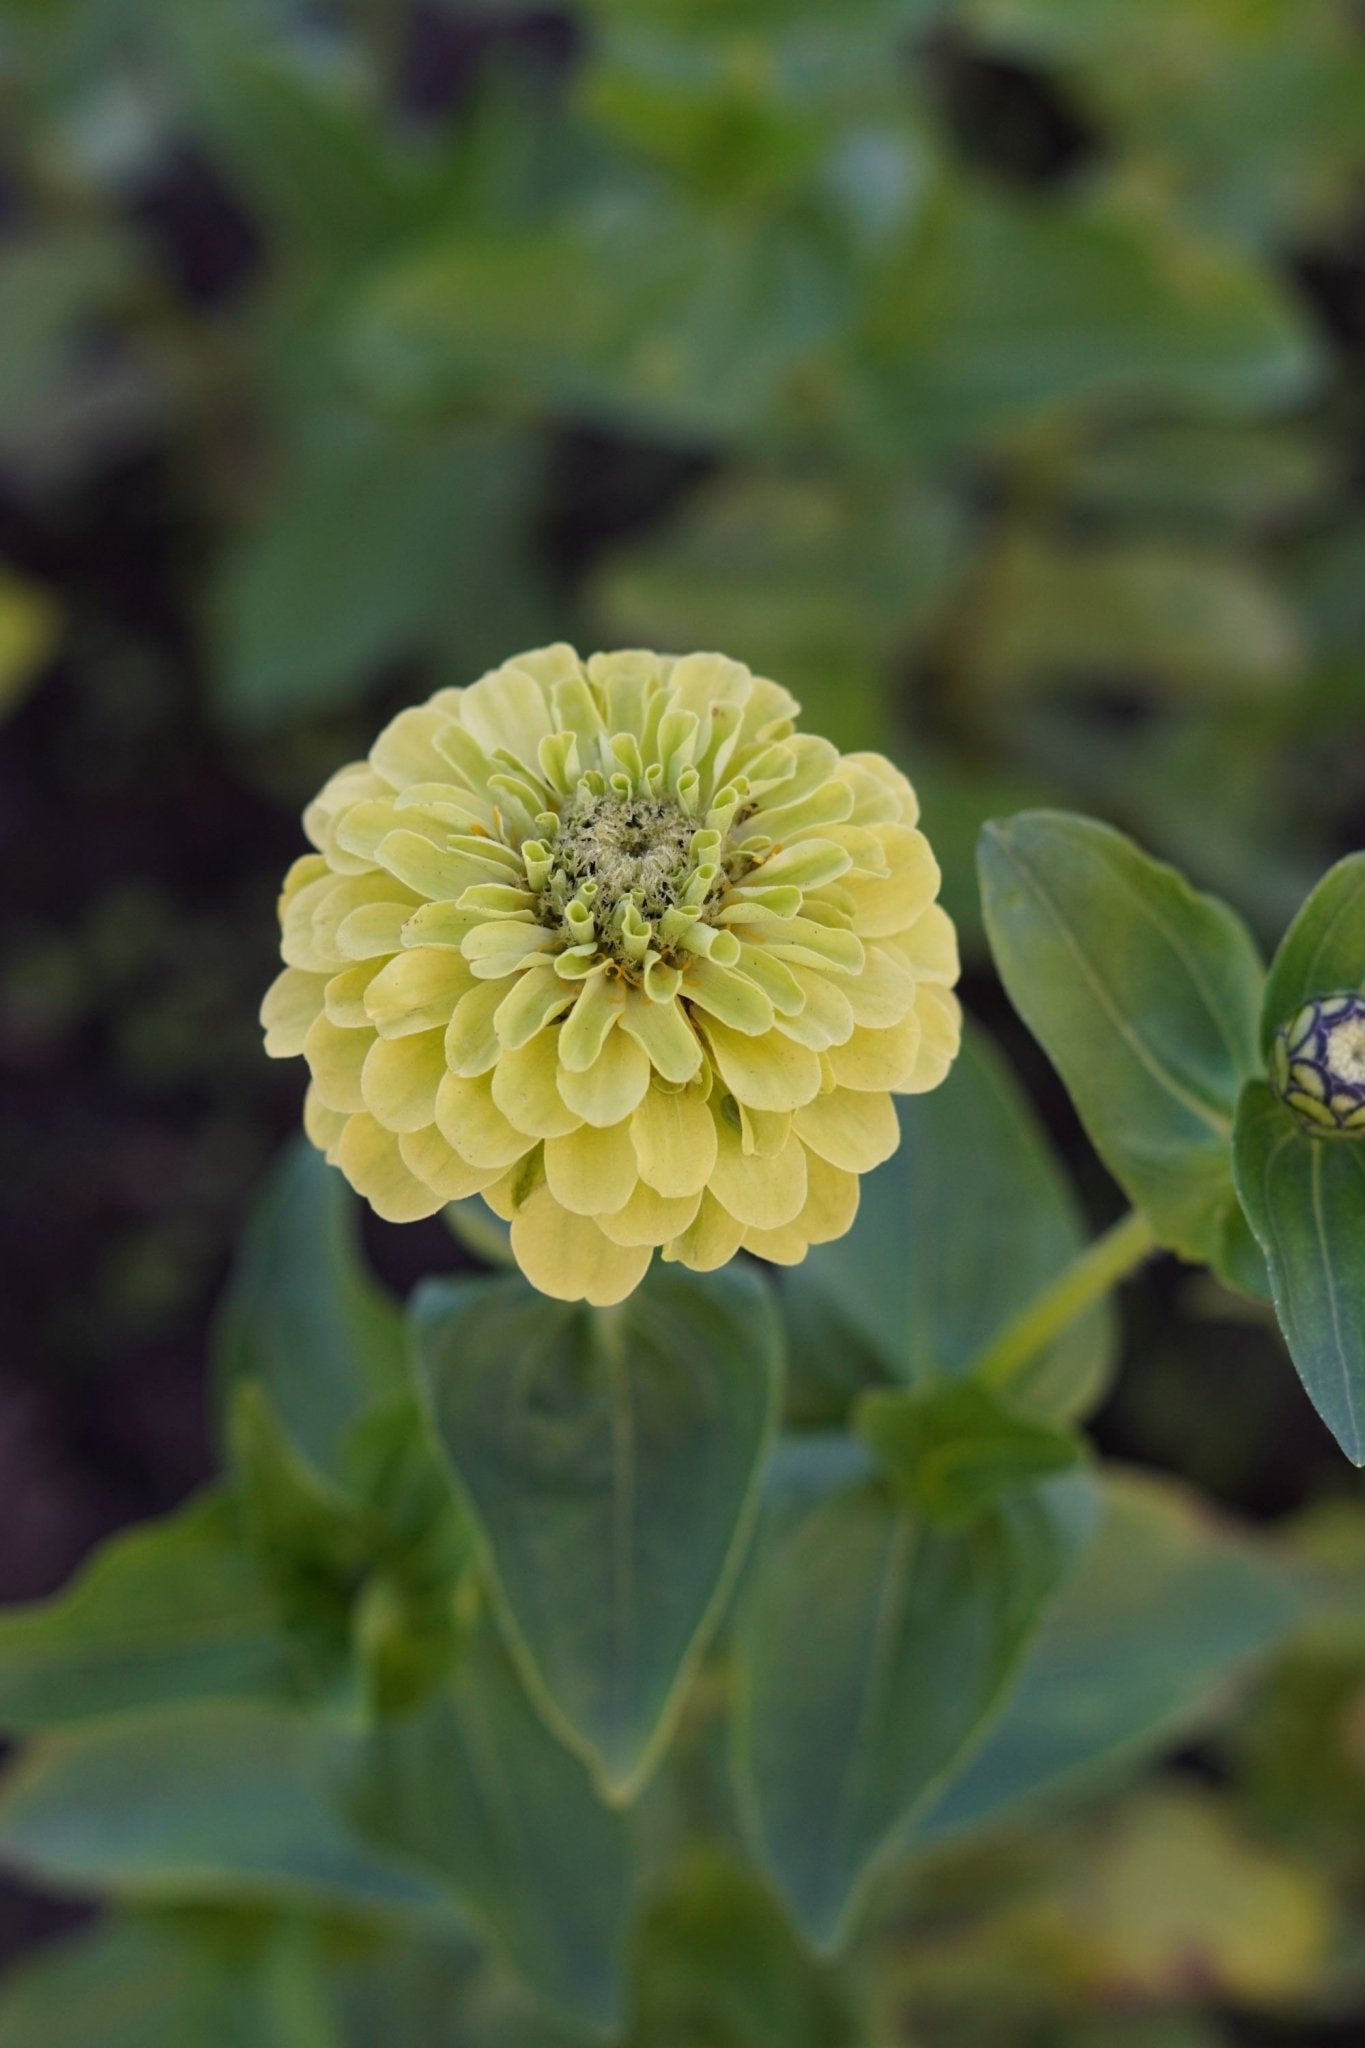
1,0,1364,2028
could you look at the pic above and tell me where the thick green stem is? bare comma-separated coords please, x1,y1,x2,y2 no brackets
974,1209,1158,1391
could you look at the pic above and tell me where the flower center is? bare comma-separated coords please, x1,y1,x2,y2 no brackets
540,790,699,929
1326,1014,1365,1087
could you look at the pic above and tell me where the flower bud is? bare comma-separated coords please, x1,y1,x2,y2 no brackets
1270,992,1365,1137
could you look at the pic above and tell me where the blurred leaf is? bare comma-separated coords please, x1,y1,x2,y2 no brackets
631,1849,857,2048
592,469,967,752
215,1140,406,1492
1233,1080,1365,1465
0,1915,340,2048
908,1468,1305,1848
788,1024,1115,1425
733,1451,1094,1945
972,534,1301,702
350,1622,632,2030
0,567,59,719
1059,420,1332,533
0,1705,446,1916
1074,1787,1332,2003
0,1489,291,1731
213,418,547,728
856,191,1319,453
0,232,131,445
979,811,1264,1272
856,1382,1084,1526
1260,852,1365,1055
413,1264,782,1800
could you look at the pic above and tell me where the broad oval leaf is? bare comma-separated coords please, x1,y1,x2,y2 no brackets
906,1468,1304,1849
788,1023,1114,1424
1261,852,1365,1054
413,1263,783,1801
215,1139,406,1492
0,1704,445,1918
1233,1080,1365,1465
732,1448,1094,1946
979,811,1264,1270
349,1623,632,2031
0,1490,292,1733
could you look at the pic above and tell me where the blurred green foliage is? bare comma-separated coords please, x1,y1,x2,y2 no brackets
3,0,1365,2040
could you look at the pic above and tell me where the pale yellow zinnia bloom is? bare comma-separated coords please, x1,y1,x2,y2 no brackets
262,647,960,1305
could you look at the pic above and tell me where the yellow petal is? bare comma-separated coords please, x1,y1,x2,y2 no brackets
336,1113,446,1222
558,1028,651,1128
703,1019,822,1113
335,900,417,960
631,1083,717,1197
324,962,382,1030
834,824,940,938
899,984,962,1094
709,1113,809,1229
681,958,774,1035
619,988,703,1082
435,1071,536,1169
510,1183,652,1306
795,1149,860,1243
825,1012,923,1092
493,964,574,1050
491,1029,584,1138
481,1149,545,1221
737,1104,791,1157
303,1013,372,1113
892,902,959,987
444,979,506,1077
543,1119,639,1217
364,947,471,1038
303,1083,347,1160
663,1191,745,1271
399,1125,504,1202
772,967,855,1051
795,1088,900,1173
739,1221,810,1267
261,967,328,1057
559,968,623,1072
597,1181,701,1248
361,1028,447,1132
843,944,917,1029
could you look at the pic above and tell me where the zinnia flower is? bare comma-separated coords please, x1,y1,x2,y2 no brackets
262,646,960,1305
1271,992,1365,1136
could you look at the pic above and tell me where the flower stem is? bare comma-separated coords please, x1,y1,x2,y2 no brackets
973,1209,1159,1392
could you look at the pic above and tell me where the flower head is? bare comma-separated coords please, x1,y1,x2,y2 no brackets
1271,992,1365,1138
263,646,960,1304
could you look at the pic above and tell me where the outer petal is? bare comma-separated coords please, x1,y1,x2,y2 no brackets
794,1087,900,1172
303,1014,372,1114
543,1119,640,1218
662,1192,745,1272
261,967,329,1057
400,1125,505,1202
630,1083,717,1198
558,1029,651,1128
491,1031,584,1138
824,1012,923,1093
335,1113,446,1222
619,989,703,1082
510,1184,652,1306
899,985,962,1094
703,1019,823,1113
361,1029,447,1133
597,1182,701,1248
708,1114,809,1229
436,1071,537,1169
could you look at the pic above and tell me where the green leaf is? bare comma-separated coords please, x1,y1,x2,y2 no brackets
732,1452,1094,1945
1233,1081,1365,1465
1261,853,1365,1054
350,1623,632,2030
632,1849,858,2048
859,192,1319,453
856,1382,1084,1526
413,1263,782,1800
215,1139,406,1492
789,1023,1114,1424
906,1468,1304,1848
0,1916,340,2048
0,1705,446,1918
212,418,547,729
978,811,1264,1270
0,1489,291,1732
